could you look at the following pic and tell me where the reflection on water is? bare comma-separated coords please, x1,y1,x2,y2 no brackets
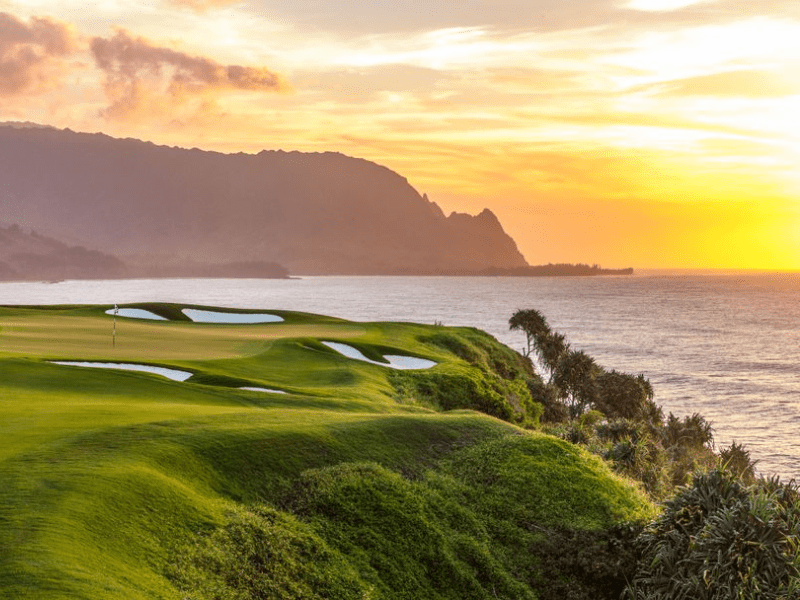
6,273,799,479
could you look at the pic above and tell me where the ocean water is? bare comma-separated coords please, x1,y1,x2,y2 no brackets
1,273,798,479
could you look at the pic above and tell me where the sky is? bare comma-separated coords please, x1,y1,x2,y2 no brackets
1,0,799,269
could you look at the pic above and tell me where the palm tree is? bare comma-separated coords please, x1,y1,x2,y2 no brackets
509,309,570,380
509,308,549,358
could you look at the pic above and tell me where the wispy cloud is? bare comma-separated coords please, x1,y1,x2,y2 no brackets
167,0,240,12
90,28,288,119
655,70,799,98
0,12,77,96
624,0,714,12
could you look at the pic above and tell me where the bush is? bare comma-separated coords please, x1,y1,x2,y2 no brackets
625,469,800,600
719,441,758,485
661,412,716,487
597,419,670,500
527,378,569,423
529,523,642,600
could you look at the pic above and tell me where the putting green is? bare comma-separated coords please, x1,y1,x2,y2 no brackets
0,309,366,361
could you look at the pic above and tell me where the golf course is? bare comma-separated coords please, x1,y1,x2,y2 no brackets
0,303,655,599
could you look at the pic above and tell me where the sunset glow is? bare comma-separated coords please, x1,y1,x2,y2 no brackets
1,0,799,269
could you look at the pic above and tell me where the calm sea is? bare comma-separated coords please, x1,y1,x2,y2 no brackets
1,273,798,480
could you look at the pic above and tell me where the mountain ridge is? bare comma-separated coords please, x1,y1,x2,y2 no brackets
0,224,290,281
0,224,127,281
0,125,528,275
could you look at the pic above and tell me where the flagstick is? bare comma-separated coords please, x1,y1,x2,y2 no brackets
113,304,117,348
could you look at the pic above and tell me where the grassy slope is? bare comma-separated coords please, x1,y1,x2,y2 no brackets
0,305,654,599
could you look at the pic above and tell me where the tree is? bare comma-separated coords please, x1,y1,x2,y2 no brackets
537,330,569,377
552,349,599,417
662,412,716,486
509,309,569,380
509,308,549,359
594,370,660,425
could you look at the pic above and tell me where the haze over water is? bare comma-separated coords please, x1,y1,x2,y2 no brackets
2,272,798,479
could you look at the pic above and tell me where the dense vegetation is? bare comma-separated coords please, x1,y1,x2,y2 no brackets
626,470,800,599
510,308,800,599
1,304,795,599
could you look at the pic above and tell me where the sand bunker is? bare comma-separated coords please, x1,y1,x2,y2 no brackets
51,361,192,382
321,341,436,370
105,308,167,320
239,387,288,394
182,308,284,324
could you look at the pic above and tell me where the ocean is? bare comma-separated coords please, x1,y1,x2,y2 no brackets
1,272,798,479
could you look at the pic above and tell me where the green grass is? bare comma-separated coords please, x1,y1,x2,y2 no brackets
0,304,655,599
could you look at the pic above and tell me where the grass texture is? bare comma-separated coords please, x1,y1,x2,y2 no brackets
0,304,654,599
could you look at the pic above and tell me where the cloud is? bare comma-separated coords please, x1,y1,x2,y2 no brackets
655,69,799,98
167,0,240,11
188,0,797,40
0,12,78,96
89,29,288,119
230,0,623,35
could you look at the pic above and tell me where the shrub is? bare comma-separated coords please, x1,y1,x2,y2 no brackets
661,412,716,487
594,370,662,426
719,441,758,485
529,523,643,600
526,378,568,423
625,469,800,600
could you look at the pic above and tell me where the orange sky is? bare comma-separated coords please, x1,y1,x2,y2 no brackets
1,0,799,269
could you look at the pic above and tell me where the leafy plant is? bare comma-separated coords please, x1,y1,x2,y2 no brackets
594,370,660,425
625,469,800,600
719,441,758,485
661,412,716,487
552,349,599,417
509,308,570,379
526,377,568,423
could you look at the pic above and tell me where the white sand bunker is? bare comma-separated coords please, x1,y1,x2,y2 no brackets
182,308,284,324
51,361,192,382
321,341,436,370
105,308,167,320
239,387,288,394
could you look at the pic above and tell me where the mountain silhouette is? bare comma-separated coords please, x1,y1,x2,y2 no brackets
0,125,527,275
0,224,126,281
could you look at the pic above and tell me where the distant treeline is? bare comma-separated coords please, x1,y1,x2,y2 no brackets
480,263,634,276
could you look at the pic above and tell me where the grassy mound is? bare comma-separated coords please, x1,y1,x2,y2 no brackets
0,304,654,599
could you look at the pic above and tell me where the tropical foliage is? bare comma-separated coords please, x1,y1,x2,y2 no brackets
625,469,800,600
509,308,793,600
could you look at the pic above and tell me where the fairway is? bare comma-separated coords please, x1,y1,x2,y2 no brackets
0,305,366,361
0,303,654,600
